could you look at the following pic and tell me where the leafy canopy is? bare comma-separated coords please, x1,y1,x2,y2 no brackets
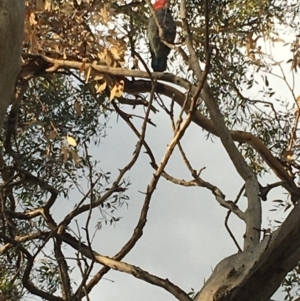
1,0,300,300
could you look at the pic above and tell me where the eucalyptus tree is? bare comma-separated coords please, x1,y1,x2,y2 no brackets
1,0,300,301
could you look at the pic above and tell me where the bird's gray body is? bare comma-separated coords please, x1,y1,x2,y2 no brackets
147,8,176,72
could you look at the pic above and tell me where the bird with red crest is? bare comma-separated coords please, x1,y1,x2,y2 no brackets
147,0,176,72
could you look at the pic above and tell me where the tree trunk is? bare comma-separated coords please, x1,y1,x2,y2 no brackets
195,199,300,301
0,0,25,132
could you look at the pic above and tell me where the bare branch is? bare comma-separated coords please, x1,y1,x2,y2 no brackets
225,185,245,252
62,232,192,301
20,53,298,201
259,181,286,201
82,89,197,300
54,238,72,300
180,0,261,248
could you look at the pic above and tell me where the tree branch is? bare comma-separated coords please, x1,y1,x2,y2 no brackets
61,232,192,301
180,0,261,249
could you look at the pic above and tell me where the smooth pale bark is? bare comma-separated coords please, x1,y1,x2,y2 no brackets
0,0,25,132
195,198,300,301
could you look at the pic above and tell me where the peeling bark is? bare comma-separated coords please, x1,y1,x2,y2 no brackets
0,0,25,132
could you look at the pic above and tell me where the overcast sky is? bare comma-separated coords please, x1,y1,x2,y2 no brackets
51,102,289,301
45,29,300,301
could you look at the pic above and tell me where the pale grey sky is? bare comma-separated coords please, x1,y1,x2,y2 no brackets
47,31,300,301
52,101,288,301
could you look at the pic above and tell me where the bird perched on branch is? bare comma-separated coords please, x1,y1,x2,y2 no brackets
147,0,176,72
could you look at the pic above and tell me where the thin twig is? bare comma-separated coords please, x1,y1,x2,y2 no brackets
225,185,245,252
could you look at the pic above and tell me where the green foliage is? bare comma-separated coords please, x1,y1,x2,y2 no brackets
1,0,300,300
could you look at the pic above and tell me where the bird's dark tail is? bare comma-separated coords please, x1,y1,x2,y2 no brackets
151,54,168,72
